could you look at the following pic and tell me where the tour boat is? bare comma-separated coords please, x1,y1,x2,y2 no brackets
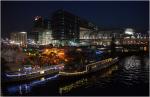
59,57,119,77
3,65,64,83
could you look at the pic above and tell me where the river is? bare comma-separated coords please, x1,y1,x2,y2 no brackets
1,54,149,96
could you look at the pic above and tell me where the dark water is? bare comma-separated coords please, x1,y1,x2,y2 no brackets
2,55,149,96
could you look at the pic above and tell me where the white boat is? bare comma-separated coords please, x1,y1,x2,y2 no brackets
4,65,64,83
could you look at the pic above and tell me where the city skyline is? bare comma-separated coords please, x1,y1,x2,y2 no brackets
2,1,149,38
1,1,149,96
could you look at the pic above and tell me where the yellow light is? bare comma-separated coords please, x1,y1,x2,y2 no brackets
41,77,45,81
45,49,49,52
40,70,45,74
76,48,82,51
54,60,57,63
65,59,68,62
58,52,64,57
144,47,147,51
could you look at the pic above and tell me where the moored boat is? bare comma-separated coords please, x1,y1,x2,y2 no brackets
3,65,64,83
59,57,119,77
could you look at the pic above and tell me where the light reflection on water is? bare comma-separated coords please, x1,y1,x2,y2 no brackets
7,74,60,95
6,64,119,95
3,55,149,96
59,65,118,95
7,84,31,95
123,56,141,71
116,55,149,87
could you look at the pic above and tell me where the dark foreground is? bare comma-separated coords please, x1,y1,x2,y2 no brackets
1,54,149,96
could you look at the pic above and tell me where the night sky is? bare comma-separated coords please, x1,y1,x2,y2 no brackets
1,1,149,38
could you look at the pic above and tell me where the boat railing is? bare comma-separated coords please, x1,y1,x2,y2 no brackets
59,57,118,76
5,64,64,78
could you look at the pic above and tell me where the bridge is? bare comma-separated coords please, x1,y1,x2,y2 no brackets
80,37,149,52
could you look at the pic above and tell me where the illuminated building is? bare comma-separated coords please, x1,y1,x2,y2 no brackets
80,27,124,46
28,10,124,46
51,9,79,40
28,16,53,45
79,18,98,39
28,16,44,44
51,9,99,46
79,27,92,39
27,10,149,46
40,30,53,45
10,32,27,46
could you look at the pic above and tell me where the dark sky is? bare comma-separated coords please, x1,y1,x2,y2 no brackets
1,1,149,38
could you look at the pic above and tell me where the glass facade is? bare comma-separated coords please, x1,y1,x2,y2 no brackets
51,9,79,40
39,30,53,45
29,16,53,45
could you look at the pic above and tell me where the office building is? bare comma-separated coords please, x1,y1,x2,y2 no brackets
28,16,53,45
10,32,27,46
51,9,80,41
51,9,99,46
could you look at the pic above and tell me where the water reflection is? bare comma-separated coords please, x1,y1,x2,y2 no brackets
59,78,88,95
4,55,149,96
7,74,60,95
7,84,31,95
123,56,141,71
59,64,118,95
117,55,149,87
